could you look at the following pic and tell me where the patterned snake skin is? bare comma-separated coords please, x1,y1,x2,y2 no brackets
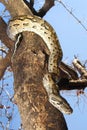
7,15,73,114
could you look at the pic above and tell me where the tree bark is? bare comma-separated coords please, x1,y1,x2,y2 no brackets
12,32,68,130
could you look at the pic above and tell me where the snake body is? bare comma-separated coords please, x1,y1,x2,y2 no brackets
7,15,72,114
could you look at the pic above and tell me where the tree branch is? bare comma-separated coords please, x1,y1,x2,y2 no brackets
60,61,78,80
0,50,12,79
22,0,55,17
73,57,87,78
0,0,33,17
30,0,34,7
58,58,87,90
23,0,34,7
37,0,54,17
0,17,13,49
0,17,13,79
22,0,38,16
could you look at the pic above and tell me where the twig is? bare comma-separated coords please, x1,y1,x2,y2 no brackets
73,57,87,79
56,0,87,32
0,47,7,54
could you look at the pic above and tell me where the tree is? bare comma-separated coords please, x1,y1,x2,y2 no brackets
0,0,87,130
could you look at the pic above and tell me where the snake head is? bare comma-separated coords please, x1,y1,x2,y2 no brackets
49,94,73,114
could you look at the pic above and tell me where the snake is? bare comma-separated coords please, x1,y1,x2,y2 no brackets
7,15,73,114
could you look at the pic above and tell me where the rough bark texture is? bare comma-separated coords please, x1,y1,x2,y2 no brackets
12,32,68,130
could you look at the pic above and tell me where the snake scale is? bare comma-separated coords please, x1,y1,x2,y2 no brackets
7,15,73,114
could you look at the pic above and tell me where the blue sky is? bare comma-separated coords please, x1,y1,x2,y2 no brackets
44,0,87,61
0,0,87,130
44,1,87,130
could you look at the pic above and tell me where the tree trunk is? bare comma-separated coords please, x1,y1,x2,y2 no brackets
12,32,68,130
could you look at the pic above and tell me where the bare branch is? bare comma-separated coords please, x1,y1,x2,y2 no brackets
60,61,78,80
37,0,54,17
23,0,37,15
1,0,54,18
0,0,6,4
59,78,87,90
0,47,7,54
0,17,13,49
73,57,87,79
30,0,34,7
0,50,12,79
58,58,87,90
0,104,10,109
23,0,34,7
0,0,33,18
